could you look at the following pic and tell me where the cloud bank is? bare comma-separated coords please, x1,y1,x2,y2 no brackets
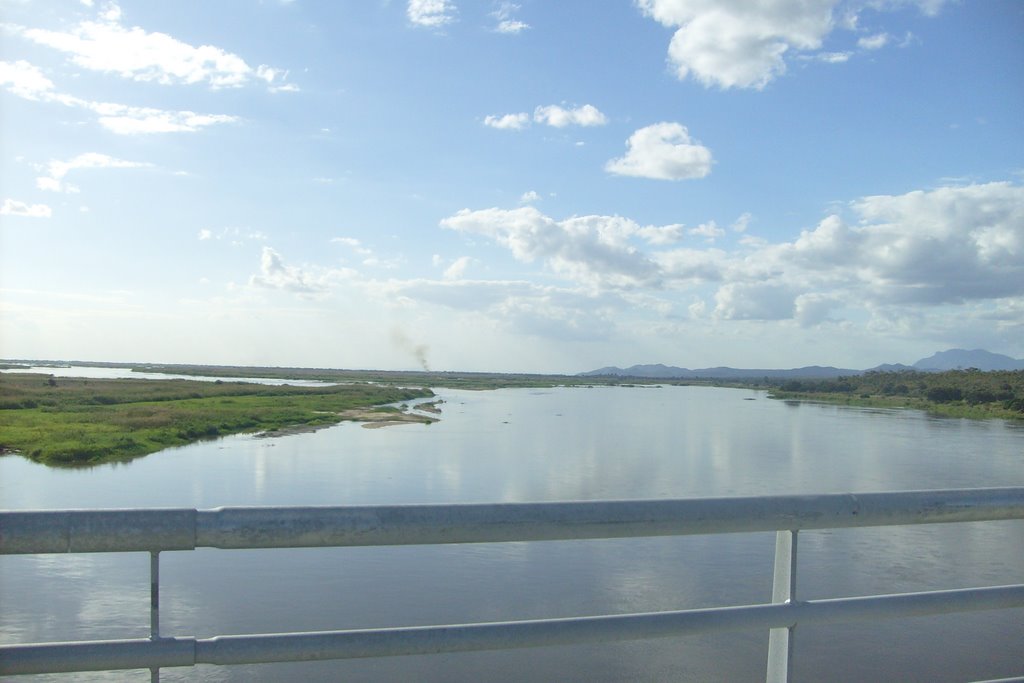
433,182,1023,327
244,181,1021,351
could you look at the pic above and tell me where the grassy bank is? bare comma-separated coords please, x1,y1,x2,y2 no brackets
767,369,1024,421
0,373,432,467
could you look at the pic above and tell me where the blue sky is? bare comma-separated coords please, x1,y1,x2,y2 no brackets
1,0,1022,372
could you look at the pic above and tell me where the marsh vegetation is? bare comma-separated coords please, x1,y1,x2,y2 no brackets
0,372,432,467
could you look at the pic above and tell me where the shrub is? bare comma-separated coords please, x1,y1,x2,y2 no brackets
926,387,962,403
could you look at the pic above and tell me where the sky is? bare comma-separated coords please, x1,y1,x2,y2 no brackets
1,0,1022,373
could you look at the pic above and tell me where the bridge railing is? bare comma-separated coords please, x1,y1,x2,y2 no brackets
2,488,1023,682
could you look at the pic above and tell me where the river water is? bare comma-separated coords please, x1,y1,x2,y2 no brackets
1,384,1022,681
0,366,332,386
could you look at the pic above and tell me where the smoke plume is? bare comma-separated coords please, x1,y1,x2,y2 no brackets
391,328,430,371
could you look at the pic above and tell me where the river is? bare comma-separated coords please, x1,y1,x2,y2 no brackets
1,383,1022,681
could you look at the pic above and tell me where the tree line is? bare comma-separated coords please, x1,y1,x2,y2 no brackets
768,369,1024,414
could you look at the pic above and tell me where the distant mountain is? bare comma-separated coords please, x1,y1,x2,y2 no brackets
912,349,1024,371
582,348,1024,380
579,364,860,380
868,363,916,372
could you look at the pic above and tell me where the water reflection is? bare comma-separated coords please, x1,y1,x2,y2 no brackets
1,386,1022,681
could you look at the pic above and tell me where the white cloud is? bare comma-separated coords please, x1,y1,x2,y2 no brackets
99,2,121,22
1,198,52,218
495,19,529,34
636,1,949,89
520,190,541,204
0,60,238,134
637,0,837,89
255,65,293,90
491,2,529,33
605,122,712,180
35,177,69,193
714,282,796,320
636,224,685,245
361,255,404,270
794,293,840,327
408,0,457,28
816,51,851,63
0,60,54,99
200,226,268,246
443,256,473,280
331,237,372,256
732,212,752,233
441,207,667,289
383,277,633,343
846,183,1024,303
720,182,1024,319
911,0,949,17
485,104,608,131
533,104,607,128
249,247,342,296
483,112,530,130
15,9,294,91
87,102,238,134
36,152,151,193
858,33,890,50
650,247,725,282
689,221,724,240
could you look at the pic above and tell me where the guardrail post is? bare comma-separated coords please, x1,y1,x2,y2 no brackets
766,529,798,683
150,550,160,683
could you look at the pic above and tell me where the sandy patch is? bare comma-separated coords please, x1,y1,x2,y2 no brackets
256,406,440,438
337,408,439,428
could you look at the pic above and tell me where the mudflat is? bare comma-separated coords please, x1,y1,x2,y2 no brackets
336,405,440,428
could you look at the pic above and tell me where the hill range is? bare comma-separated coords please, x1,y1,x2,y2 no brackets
580,349,1024,380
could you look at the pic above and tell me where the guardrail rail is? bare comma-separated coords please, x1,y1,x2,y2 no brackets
2,488,1023,682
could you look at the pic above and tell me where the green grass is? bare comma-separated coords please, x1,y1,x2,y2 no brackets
0,373,432,467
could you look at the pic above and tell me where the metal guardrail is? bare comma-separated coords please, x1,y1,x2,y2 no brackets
2,488,1023,681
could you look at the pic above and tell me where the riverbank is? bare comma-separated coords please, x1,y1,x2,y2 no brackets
0,373,433,467
767,391,1024,420
766,369,1024,421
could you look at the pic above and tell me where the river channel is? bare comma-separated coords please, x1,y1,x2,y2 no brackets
1,382,1022,681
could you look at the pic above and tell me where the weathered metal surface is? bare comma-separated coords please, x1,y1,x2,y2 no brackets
0,637,196,675
0,508,196,554
3,585,1022,675
3,488,1023,554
